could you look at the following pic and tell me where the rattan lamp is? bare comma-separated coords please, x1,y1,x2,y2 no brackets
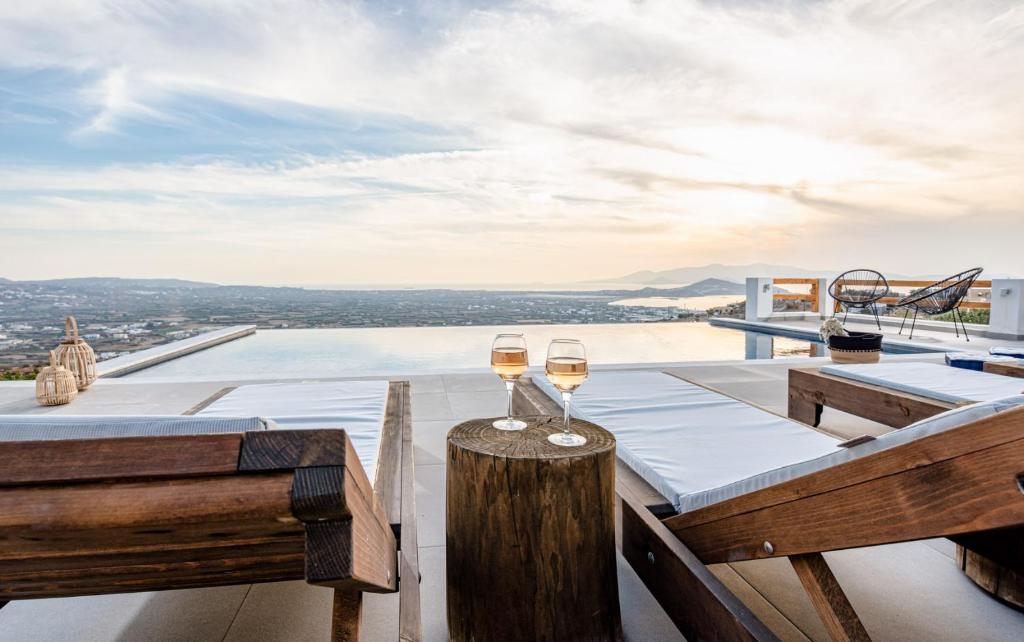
54,316,97,390
36,351,78,406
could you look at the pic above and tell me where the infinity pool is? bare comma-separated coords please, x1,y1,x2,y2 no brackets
125,322,845,380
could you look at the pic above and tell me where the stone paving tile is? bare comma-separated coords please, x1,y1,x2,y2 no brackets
441,372,505,393
410,392,453,422
0,586,249,642
413,420,455,467
417,546,448,642
414,464,447,549
445,390,508,420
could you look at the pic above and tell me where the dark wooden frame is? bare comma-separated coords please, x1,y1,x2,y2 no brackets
0,381,420,642
788,367,960,429
515,376,1024,641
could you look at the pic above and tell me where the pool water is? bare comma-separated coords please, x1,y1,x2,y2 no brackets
125,322,840,380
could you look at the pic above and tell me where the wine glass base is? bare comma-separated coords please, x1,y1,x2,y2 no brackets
548,432,587,447
493,418,528,431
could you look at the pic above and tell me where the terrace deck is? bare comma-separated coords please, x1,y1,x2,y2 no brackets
2,354,1024,640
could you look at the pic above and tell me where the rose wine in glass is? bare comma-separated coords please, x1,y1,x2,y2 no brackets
491,333,529,431
545,339,588,446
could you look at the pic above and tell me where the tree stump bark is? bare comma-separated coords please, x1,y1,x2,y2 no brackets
956,544,1024,609
446,415,622,642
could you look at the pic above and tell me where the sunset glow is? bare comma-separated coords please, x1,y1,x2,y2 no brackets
2,0,1022,284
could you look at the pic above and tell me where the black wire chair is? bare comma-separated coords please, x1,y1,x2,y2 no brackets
896,267,984,341
828,269,890,330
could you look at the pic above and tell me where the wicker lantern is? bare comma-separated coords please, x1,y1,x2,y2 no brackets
36,351,79,406
54,316,97,390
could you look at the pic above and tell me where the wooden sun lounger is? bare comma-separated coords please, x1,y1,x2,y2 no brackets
789,362,1024,430
514,376,1024,642
788,367,960,429
0,381,420,642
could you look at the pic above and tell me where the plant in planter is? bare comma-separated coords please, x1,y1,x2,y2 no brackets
820,318,882,364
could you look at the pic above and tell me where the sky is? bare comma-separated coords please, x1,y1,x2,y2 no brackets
1,0,1022,286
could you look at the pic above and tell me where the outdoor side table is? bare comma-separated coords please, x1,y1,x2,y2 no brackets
446,416,622,642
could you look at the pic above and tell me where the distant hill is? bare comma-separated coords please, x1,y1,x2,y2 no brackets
8,277,218,289
570,277,747,299
593,263,829,286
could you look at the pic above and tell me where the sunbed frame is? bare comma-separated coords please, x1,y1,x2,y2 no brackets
514,375,1024,642
984,361,1024,379
788,367,960,429
0,381,420,642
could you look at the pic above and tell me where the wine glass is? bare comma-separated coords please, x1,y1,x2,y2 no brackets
491,333,529,431
545,339,588,446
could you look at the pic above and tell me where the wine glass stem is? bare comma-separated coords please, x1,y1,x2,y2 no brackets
505,380,515,423
561,392,572,435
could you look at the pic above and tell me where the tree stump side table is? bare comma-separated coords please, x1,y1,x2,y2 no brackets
446,415,622,642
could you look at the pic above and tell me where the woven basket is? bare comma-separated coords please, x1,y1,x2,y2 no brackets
54,316,97,390
36,351,79,406
828,348,881,364
828,331,882,364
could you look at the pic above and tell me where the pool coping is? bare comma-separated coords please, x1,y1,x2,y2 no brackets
96,325,257,378
709,317,957,354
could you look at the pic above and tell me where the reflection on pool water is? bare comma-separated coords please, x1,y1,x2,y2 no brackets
127,322,833,380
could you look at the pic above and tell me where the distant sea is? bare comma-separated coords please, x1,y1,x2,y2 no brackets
610,294,743,311
301,281,688,292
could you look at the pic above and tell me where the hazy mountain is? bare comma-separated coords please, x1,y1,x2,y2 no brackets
595,263,829,286
9,277,218,290
578,277,747,298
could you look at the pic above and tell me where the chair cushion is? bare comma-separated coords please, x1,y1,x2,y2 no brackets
991,346,1024,358
534,371,1024,514
196,381,390,484
0,415,270,441
820,362,1024,403
697,394,1024,512
945,352,1020,371
532,371,840,513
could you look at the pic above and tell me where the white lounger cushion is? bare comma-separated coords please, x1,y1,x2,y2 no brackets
991,346,1024,358
820,362,1024,404
197,381,390,483
701,394,1024,512
534,371,1024,514
532,371,840,513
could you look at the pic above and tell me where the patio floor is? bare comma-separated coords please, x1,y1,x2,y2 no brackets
2,353,1023,640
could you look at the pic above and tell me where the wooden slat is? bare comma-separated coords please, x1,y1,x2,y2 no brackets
837,279,991,288
183,386,237,415
668,408,1024,563
294,433,397,593
0,474,294,534
619,483,778,642
788,368,956,429
333,589,362,642
375,381,407,529
984,361,1024,379
397,380,422,642
773,278,819,285
790,553,870,642
239,429,349,471
0,434,244,486
876,297,989,309
773,293,816,301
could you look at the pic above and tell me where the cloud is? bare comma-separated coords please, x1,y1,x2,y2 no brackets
0,0,1023,282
